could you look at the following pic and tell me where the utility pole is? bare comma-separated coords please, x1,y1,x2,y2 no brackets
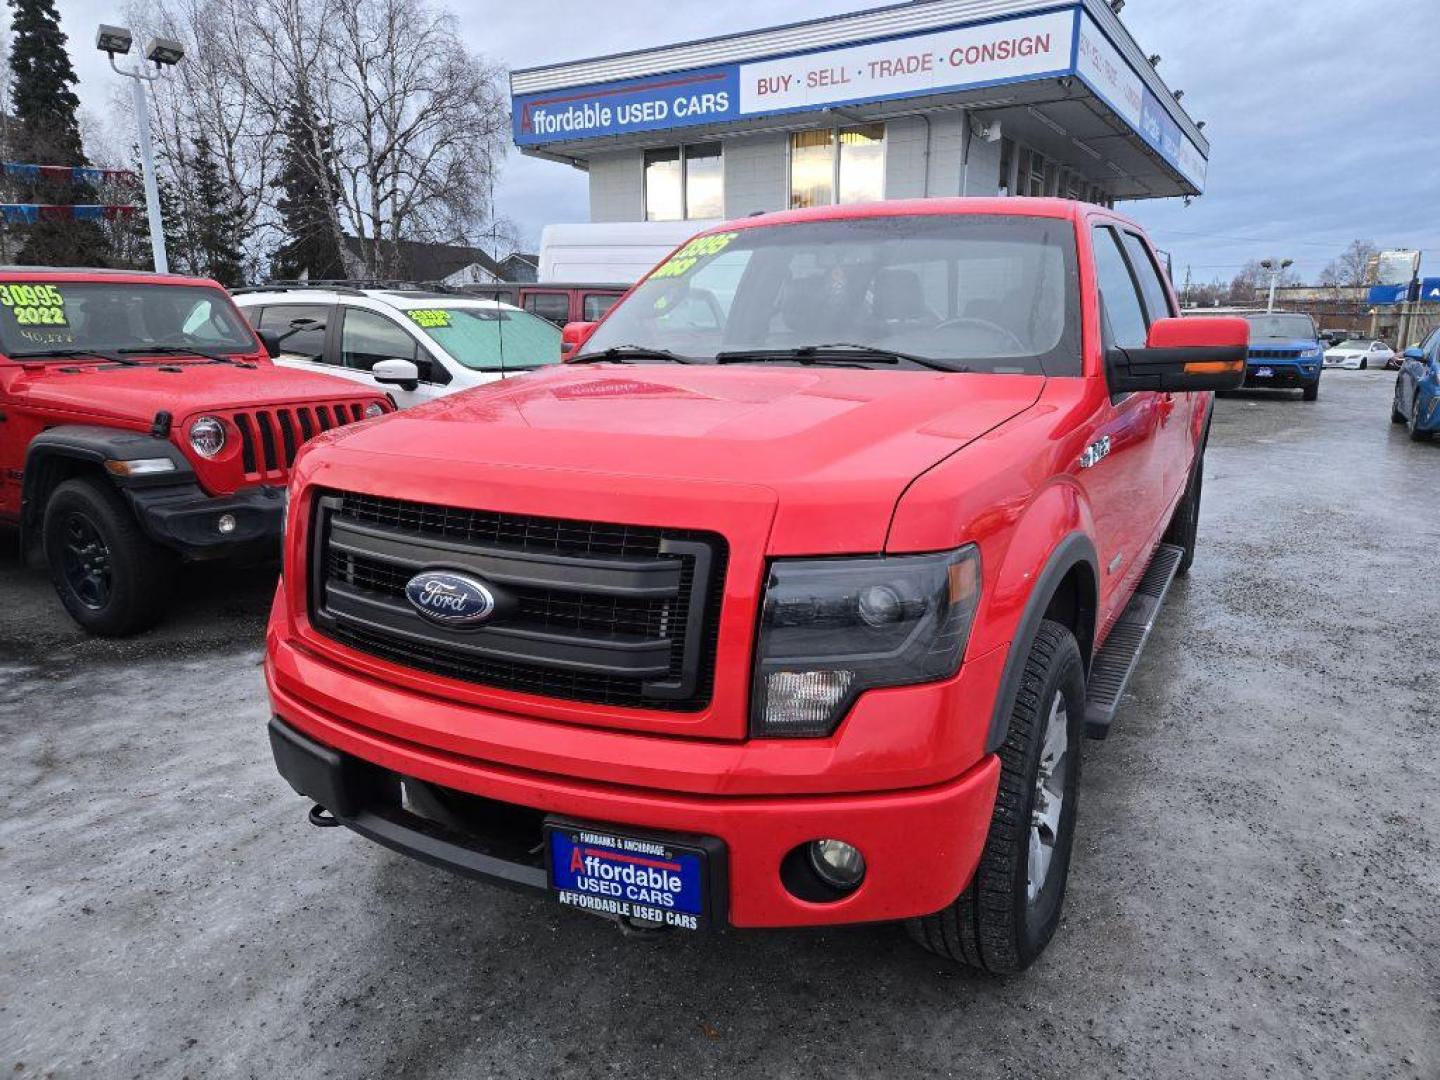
1260,257,1293,314
1182,264,1192,308
96,26,185,274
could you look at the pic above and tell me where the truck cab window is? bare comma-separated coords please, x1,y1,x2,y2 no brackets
1092,226,1148,349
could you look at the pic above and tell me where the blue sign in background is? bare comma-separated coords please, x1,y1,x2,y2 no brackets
515,65,740,147
1369,283,1414,305
1418,277,1440,303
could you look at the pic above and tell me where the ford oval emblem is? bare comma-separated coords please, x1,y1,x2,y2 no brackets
404,570,497,627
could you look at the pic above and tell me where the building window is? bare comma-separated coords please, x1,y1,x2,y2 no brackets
685,143,723,219
644,143,723,221
789,123,886,209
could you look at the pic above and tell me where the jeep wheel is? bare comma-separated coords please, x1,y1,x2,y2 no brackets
1163,451,1204,576
1392,382,1407,423
1302,380,1319,402
906,620,1084,974
42,478,175,636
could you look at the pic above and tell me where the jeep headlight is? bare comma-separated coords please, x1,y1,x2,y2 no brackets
188,415,226,458
364,401,385,419
752,546,981,738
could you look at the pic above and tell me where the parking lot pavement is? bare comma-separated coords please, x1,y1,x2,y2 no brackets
2,369,1437,1080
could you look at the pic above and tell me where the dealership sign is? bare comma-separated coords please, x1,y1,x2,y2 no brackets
513,5,1208,191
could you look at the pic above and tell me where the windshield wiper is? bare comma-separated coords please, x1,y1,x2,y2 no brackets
569,345,694,365
714,343,963,372
116,345,254,367
7,347,134,365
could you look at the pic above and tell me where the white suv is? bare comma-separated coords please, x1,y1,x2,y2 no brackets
233,285,563,408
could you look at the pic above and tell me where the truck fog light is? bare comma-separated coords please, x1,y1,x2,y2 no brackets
762,670,854,737
808,839,865,891
217,513,237,534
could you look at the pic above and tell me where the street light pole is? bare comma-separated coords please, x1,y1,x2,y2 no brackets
115,58,167,274
97,26,184,275
1260,257,1294,314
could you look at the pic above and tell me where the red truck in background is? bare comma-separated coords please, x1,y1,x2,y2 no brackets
265,199,1246,973
0,270,390,635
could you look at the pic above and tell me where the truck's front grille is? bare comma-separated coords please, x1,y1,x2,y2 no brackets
309,492,727,711
231,403,368,479
1248,348,1303,361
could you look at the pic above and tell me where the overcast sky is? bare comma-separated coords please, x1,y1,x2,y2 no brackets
37,0,1440,283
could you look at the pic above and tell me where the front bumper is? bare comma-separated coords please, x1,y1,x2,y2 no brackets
266,662,1002,929
128,483,285,558
1244,360,1321,388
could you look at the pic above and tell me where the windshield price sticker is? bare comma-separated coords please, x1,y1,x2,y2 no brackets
548,827,707,931
0,283,68,327
407,308,452,329
649,231,739,280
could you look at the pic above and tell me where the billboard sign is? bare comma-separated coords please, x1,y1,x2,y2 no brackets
1375,249,1421,286
1419,277,1440,303
513,5,1208,191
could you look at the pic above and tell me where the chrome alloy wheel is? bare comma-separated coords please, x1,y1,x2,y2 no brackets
1027,691,1069,903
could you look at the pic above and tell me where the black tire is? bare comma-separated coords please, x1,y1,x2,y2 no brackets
1360,357,1368,371
1409,394,1434,442
1392,381,1407,423
1302,380,1319,402
42,477,175,636
1163,450,1204,576
906,620,1085,974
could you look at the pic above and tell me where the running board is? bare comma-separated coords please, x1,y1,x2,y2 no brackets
1084,543,1185,740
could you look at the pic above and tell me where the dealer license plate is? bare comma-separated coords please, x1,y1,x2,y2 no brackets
546,823,709,931
1253,366,1274,378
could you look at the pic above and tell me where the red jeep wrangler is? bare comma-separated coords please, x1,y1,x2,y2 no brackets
266,200,1246,972
0,270,390,635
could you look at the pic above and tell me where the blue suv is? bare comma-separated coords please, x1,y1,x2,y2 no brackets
1242,313,1324,400
1392,328,1440,441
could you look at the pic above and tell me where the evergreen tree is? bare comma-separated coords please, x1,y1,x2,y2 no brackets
271,97,345,280
6,0,111,266
186,134,245,286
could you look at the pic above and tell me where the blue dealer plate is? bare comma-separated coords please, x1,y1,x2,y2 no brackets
546,824,708,931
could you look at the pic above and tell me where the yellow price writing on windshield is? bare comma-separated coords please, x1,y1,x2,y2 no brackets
407,308,452,329
649,232,740,280
0,282,68,327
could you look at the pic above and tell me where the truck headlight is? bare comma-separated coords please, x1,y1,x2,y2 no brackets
752,546,981,738
364,401,386,418
188,415,226,458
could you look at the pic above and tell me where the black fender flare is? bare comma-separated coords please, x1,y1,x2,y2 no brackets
985,531,1101,754
20,426,193,545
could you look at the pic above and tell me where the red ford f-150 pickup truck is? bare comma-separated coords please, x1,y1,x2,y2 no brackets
266,199,1247,973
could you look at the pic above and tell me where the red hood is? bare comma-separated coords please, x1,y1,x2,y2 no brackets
6,358,379,427
303,364,1044,553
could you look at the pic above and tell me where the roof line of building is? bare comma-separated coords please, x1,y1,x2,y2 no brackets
510,0,1206,155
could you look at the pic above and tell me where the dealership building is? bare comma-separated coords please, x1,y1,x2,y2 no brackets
510,0,1209,229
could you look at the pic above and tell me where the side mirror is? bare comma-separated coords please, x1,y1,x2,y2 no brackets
256,328,281,358
1108,317,1249,394
372,357,420,390
562,321,598,359
1404,347,1426,362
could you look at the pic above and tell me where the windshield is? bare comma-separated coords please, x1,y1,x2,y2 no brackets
1336,339,1372,350
582,214,1082,375
407,305,561,371
1245,314,1316,340
0,281,257,357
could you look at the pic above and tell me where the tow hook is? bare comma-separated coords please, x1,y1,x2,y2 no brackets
617,914,671,939
308,803,340,828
